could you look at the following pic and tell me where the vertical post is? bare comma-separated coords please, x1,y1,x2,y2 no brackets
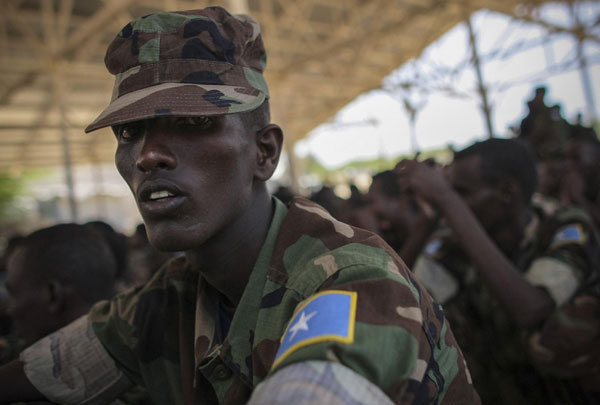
569,2,598,125
576,42,598,125
93,158,107,217
46,0,77,221
284,137,300,194
408,113,418,155
401,97,421,155
54,73,78,221
542,34,555,68
465,14,494,138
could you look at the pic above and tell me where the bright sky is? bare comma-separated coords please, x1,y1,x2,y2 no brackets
295,3,600,170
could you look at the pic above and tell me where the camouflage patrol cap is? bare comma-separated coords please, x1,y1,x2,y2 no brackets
85,7,268,133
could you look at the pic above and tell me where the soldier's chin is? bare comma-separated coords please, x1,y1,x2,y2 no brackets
147,232,193,252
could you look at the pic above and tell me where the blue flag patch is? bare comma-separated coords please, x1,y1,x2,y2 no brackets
424,239,442,255
551,224,586,248
272,290,357,369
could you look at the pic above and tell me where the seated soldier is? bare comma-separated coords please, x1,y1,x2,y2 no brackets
519,87,570,161
348,170,421,254
0,7,478,404
1,224,117,361
519,86,548,140
2,223,151,404
561,127,600,229
396,138,600,404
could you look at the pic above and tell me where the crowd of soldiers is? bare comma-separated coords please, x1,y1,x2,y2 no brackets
297,86,600,404
0,5,598,404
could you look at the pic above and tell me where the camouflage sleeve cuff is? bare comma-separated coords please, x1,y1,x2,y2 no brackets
248,361,394,405
525,257,581,307
20,315,133,404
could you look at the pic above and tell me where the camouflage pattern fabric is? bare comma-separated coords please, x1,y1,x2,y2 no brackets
413,205,600,404
527,294,600,391
524,207,600,401
85,8,268,133
89,198,478,404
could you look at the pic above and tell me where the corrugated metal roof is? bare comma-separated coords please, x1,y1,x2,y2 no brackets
0,0,562,170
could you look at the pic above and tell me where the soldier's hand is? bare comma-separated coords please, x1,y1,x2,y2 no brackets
394,159,451,210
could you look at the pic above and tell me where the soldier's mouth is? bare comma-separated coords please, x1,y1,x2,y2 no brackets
137,180,187,218
149,190,175,201
138,180,184,203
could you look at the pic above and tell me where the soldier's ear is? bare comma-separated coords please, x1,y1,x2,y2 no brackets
254,124,283,182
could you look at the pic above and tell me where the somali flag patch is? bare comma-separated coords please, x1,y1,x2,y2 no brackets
424,239,442,255
550,224,586,248
272,290,357,369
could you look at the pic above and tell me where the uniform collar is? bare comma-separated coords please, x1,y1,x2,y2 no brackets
193,197,288,383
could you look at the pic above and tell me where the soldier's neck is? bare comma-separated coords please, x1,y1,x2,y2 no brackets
186,188,274,306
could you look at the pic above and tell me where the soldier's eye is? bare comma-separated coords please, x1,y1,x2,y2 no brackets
175,116,213,130
115,123,144,141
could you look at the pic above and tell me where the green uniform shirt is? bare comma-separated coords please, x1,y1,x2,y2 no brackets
89,198,477,404
413,205,600,404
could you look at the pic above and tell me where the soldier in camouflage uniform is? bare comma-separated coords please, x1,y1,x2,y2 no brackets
0,7,478,404
396,138,600,404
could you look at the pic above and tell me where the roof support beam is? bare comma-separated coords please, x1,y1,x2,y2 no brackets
0,0,137,105
508,12,600,43
465,13,495,138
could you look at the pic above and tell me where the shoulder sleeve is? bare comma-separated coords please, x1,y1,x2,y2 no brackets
249,360,394,404
270,253,479,404
525,257,581,306
20,315,133,404
525,222,597,306
88,284,145,382
88,258,194,392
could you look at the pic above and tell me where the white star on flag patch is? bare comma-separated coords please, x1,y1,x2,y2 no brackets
272,290,357,369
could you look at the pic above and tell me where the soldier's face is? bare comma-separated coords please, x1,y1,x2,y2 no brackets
367,180,418,250
448,155,508,234
5,248,56,345
114,114,256,251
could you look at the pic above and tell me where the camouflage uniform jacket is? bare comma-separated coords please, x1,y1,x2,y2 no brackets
414,205,600,404
30,198,476,404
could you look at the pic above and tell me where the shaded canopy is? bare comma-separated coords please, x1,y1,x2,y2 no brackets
0,0,564,171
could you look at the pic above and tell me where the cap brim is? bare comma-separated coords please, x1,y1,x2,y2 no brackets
85,82,266,133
